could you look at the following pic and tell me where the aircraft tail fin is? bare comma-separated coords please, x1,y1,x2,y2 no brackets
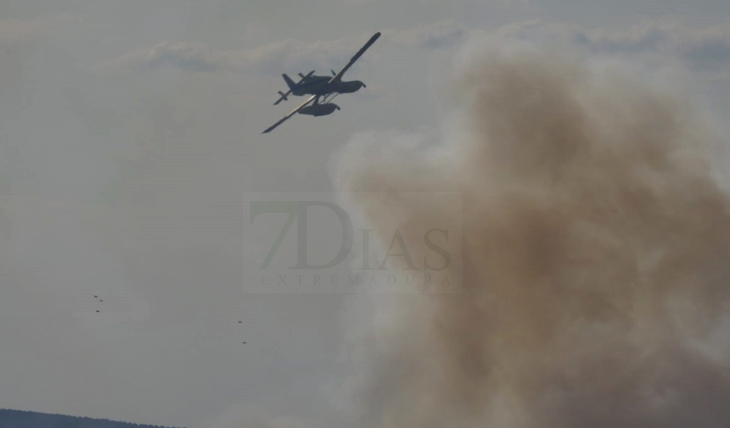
282,74,297,90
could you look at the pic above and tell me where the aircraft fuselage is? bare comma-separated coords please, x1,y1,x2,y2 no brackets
290,76,365,97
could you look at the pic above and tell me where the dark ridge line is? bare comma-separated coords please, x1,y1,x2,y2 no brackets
0,408,195,428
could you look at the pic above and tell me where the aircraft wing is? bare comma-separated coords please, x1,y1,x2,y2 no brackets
328,32,381,84
262,94,317,134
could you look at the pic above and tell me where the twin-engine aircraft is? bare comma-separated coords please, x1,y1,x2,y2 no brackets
262,32,381,134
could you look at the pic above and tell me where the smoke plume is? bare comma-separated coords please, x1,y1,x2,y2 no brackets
334,42,730,428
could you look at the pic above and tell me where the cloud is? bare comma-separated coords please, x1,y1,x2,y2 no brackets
384,20,469,49
102,35,371,75
573,19,730,68
102,21,468,75
103,19,730,75
0,14,78,43
102,41,223,72
493,18,730,70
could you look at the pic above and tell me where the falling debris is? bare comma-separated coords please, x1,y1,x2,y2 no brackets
92,295,104,314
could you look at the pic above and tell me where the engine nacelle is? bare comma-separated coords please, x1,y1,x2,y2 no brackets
299,103,339,117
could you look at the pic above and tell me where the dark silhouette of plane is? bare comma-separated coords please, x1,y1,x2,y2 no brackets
262,32,381,133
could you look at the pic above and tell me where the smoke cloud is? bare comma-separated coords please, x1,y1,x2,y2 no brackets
333,42,730,428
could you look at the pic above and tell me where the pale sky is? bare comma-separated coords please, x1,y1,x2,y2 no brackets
2,1,730,427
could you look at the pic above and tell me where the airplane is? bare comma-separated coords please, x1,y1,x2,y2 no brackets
262,31,381,134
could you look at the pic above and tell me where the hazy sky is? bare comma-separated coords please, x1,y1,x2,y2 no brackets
2,1,730,427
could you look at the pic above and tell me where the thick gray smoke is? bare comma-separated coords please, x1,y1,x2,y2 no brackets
333,43,730,428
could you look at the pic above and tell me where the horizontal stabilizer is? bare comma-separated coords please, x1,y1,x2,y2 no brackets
274,90,290,105
298,70,315,82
